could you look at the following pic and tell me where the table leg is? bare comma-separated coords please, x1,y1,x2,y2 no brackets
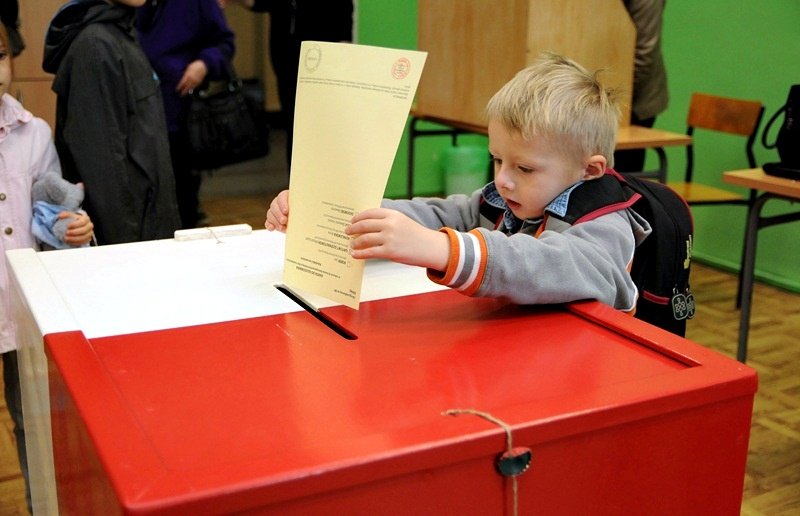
736,194,766,362
736,193,800,362
615,147,667,182
654,147,668,183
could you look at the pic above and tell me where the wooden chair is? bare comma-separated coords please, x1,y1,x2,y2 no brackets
667,92,765,205
667,92,764,307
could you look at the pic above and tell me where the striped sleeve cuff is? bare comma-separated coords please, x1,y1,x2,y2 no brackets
427,228,488,296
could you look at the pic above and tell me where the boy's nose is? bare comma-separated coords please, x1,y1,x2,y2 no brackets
495,167,514,190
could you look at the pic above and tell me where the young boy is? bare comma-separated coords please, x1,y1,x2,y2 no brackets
266,53,651,311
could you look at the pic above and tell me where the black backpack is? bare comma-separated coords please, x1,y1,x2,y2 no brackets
556,169,695,336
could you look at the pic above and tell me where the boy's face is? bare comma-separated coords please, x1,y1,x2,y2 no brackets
488,120,605,220
0,42,10,99
113,0,147,6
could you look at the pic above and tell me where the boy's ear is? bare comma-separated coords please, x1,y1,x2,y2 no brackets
581,155,607,181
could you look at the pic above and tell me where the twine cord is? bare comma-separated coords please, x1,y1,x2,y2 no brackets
207,227,223,244
443,408,513,451
443,408,522,516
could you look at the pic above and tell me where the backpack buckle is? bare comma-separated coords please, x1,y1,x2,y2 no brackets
671,287,695,321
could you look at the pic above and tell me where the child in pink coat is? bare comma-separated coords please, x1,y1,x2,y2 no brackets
0,24,94,509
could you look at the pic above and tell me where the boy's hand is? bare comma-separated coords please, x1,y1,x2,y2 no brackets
265,190,290,232
346,208,449,271
59,212,94,246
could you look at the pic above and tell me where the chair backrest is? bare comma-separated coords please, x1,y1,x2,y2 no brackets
685,92,765,182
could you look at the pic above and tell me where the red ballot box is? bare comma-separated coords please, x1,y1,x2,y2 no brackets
45,291,756,515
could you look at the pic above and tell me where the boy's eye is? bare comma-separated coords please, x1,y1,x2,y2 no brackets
492,157,533,173
0,51,7,60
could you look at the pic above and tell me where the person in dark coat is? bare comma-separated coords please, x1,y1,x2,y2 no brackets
231,0,353,168
137,0,235,229
42,0,180,245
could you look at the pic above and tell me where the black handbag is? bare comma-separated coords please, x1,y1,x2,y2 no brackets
762,84,800,179
186,67,269,170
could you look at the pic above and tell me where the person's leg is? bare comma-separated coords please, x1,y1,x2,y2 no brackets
613,115,656,172
282,36,302,164
269,10,305,172
269,17,293,169
169,132,200,229
3,350,31,513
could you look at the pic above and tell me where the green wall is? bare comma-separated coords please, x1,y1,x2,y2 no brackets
357,0,800,292
658,1,800,292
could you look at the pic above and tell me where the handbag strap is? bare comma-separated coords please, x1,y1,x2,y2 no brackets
194,59,242,99
761,104,786,149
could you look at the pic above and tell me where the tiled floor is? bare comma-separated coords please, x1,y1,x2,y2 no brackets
0,383,27,515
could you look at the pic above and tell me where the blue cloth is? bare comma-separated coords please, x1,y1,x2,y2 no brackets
31,200,86,250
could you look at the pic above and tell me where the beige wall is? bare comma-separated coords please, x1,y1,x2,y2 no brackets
10,2,283,132
12,0,62,129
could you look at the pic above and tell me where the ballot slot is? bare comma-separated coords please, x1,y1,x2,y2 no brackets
275,284,358,340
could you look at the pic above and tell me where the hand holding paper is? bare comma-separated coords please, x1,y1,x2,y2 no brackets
346,208,449,270
265,190,289,232
281,42,427,309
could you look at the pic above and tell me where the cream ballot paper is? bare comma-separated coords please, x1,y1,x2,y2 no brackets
282,42,427,309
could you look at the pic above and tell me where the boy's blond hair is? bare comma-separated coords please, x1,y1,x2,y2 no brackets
486,53,621,167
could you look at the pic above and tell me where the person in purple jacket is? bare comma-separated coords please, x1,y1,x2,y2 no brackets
137,0,235,228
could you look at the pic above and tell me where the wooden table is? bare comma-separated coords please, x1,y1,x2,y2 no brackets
406,112,692,198
723,168,800,362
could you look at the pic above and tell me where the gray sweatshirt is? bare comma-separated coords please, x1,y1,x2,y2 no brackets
382,181,651,312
